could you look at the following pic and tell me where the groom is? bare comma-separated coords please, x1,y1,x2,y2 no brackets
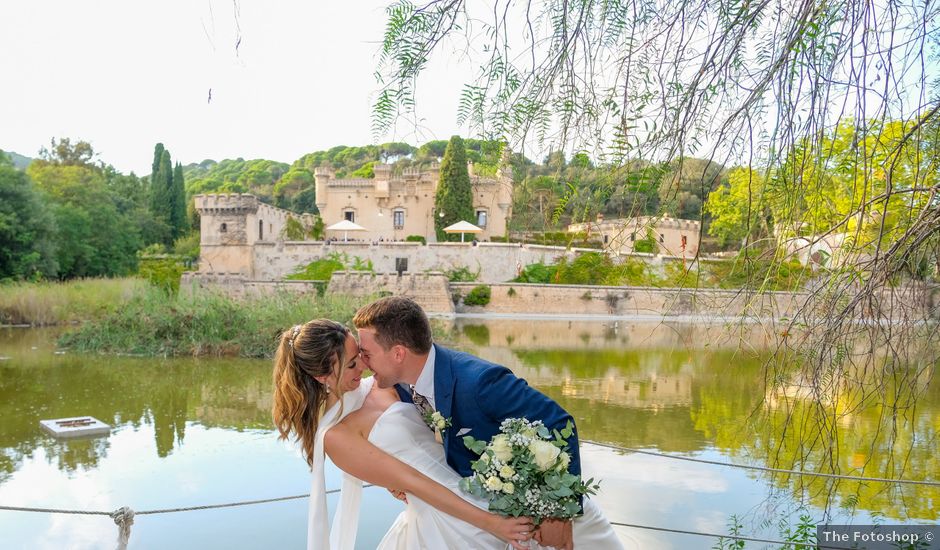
353,296,578,549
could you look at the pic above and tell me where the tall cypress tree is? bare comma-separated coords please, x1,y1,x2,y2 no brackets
171,162,186,240
149,143,166,217
434,136,474,241
153,149,174,245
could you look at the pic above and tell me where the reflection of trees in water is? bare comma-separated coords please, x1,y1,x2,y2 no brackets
453,325,940,522
0,338,274,476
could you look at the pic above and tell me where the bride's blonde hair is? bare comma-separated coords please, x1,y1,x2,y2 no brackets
272,319,350,467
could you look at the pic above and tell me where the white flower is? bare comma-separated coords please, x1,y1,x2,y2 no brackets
528,440,561,471
480,452,491,463
502,482,515,494
556,451,570,471
489,434,513,462
485,476,504,492
499,465,515,479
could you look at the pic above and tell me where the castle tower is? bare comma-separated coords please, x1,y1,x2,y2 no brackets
314,167,333,211
193,194,260,275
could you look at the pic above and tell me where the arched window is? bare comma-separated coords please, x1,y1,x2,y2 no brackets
220,223,227,233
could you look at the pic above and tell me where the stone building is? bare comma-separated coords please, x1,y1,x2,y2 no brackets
193,193,296,274
568,215,701,257
314,160,513,242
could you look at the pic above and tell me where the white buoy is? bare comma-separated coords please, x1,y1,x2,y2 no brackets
40,417,111,438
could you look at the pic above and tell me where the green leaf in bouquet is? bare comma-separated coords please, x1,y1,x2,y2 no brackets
563,500,583,517
553,486,575,497
471,456,490,473
463,435,487,454
536,425,551,439
560,420,574,439
544,473,562,490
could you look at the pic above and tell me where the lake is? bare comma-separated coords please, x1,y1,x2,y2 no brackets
0,319,937,549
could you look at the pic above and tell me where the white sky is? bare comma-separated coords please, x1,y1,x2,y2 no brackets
1,1,468,175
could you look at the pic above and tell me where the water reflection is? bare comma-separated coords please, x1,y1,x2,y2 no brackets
0,328,274,484
444,319,940,522
1,319,937,549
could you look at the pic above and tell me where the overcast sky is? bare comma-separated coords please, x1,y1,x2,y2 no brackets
1,1,468,175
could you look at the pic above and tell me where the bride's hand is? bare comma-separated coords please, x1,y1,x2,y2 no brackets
487,515,534,550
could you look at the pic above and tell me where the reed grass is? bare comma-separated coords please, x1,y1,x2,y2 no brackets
0,278,147,326
58,286,367,358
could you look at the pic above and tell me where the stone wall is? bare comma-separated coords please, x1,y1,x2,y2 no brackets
251,240,674,282
180,272,324,298
449,282,938,320
326,271,454,314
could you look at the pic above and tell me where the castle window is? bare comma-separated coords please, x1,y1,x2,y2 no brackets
659,233,665,243
476,210,488,228
220,223,227,233
344,211,355,223
259,220,264,240
681,235,687,248
630,232,635,242
393,210,405,229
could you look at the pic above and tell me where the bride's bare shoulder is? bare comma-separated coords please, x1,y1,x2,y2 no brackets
330,384,401,437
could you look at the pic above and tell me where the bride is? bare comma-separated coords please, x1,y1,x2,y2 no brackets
273,319,620,549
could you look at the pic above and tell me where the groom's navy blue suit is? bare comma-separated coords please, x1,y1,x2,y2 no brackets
395,343,581,479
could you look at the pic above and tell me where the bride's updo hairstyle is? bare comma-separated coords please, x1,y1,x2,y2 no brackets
272,319,350,467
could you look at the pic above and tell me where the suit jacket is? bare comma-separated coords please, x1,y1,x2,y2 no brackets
395,343,582,479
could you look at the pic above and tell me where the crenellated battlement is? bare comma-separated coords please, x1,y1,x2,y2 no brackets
194,193,260,214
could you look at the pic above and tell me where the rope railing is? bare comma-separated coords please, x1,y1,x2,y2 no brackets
0,490,852,550
3,441,937,549
583,439,940,486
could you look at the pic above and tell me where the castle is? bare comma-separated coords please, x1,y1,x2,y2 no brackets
314,158,513,242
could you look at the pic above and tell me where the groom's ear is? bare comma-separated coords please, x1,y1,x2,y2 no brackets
391,344,407,363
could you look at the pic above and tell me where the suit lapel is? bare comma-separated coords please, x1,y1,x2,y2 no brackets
433,344,457,422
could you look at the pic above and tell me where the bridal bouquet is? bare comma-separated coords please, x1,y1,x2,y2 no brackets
459,418,598,523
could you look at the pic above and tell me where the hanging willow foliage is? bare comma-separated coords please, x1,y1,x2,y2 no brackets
374,0,940,515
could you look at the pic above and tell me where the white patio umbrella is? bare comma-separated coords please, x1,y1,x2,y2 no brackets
443,220,483,242
326,219,367,241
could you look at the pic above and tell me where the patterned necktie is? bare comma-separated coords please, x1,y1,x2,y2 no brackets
410,385,434,427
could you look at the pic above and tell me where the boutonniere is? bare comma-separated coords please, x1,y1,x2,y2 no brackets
422,410,452,432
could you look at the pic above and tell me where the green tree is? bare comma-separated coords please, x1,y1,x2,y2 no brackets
171,162,187,239
150,147,174,245
704,167,767,247
28,141,141,278
434,136,474,241
0,153,57,279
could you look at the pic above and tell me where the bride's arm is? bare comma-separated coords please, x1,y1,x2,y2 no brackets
324,424,532,549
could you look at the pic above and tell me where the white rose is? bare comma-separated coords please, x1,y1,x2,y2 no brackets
489,434,513,462
485,476,504,492
528,440,561,471
435,418,447,430
502,482,515,494
499,465,515,479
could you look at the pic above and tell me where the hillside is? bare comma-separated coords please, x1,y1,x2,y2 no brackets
178,140,723,234
0,150,34,170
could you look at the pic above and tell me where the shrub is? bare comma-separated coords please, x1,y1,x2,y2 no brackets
286,252,373,281
138,256,187,294
446,265,480,282
463,285,491,306
512,262,557,283
406,235,427,245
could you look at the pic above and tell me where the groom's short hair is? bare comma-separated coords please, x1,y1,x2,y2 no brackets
353,296,432,354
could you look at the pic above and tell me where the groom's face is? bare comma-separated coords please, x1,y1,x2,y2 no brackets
357,328,401,388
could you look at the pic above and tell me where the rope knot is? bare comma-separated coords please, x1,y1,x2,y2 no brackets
109,506,135,549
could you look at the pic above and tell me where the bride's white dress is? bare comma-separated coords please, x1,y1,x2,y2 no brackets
370,401,624,550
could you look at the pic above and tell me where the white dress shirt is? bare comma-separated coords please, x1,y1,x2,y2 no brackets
412,345,436,410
